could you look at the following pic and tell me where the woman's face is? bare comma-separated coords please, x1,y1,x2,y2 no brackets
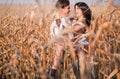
75,6,83,18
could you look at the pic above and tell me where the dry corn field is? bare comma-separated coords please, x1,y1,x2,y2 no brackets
0,1,120,79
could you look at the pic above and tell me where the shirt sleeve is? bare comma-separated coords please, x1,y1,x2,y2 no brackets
68,32,74,39
50,21,56,38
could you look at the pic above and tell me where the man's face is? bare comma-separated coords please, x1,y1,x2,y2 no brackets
60,5,70,17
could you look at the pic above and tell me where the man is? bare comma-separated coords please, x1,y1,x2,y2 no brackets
49,0,70,78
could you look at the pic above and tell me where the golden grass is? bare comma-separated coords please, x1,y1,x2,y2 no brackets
0,2,120,79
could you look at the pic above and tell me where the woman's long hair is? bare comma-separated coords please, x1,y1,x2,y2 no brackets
74,2,92,26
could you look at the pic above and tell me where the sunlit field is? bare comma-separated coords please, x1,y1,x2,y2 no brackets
0,0,120,79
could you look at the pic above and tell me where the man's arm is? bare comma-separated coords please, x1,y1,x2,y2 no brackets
50,21,56,38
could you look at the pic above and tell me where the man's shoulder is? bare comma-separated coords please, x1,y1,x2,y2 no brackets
51,17,69,27
52,18,63,24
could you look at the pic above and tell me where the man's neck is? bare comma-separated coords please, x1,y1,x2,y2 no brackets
59,11,66,18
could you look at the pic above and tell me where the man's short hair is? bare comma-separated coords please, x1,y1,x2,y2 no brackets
55,0,70,9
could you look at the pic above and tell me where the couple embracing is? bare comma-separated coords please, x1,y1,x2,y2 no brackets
49,0,92,79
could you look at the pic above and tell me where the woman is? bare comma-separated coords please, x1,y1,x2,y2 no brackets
72,2,91,44
70,2,92,79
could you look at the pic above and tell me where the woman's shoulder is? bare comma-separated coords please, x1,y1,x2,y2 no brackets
72,21,86,28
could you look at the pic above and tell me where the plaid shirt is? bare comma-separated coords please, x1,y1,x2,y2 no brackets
50,18,68,38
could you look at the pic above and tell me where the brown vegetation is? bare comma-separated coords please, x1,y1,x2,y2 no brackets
0,1,120,79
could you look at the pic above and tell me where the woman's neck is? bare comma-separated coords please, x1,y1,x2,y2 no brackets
78,16,84,21
77,16,87,26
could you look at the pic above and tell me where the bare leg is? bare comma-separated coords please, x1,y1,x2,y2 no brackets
52,43,63,69
78,52,87,79
50,43,63,78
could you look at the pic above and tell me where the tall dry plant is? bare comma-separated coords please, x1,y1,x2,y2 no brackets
0,1,120,79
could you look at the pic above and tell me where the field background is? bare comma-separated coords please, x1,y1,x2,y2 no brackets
0,0,120,79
